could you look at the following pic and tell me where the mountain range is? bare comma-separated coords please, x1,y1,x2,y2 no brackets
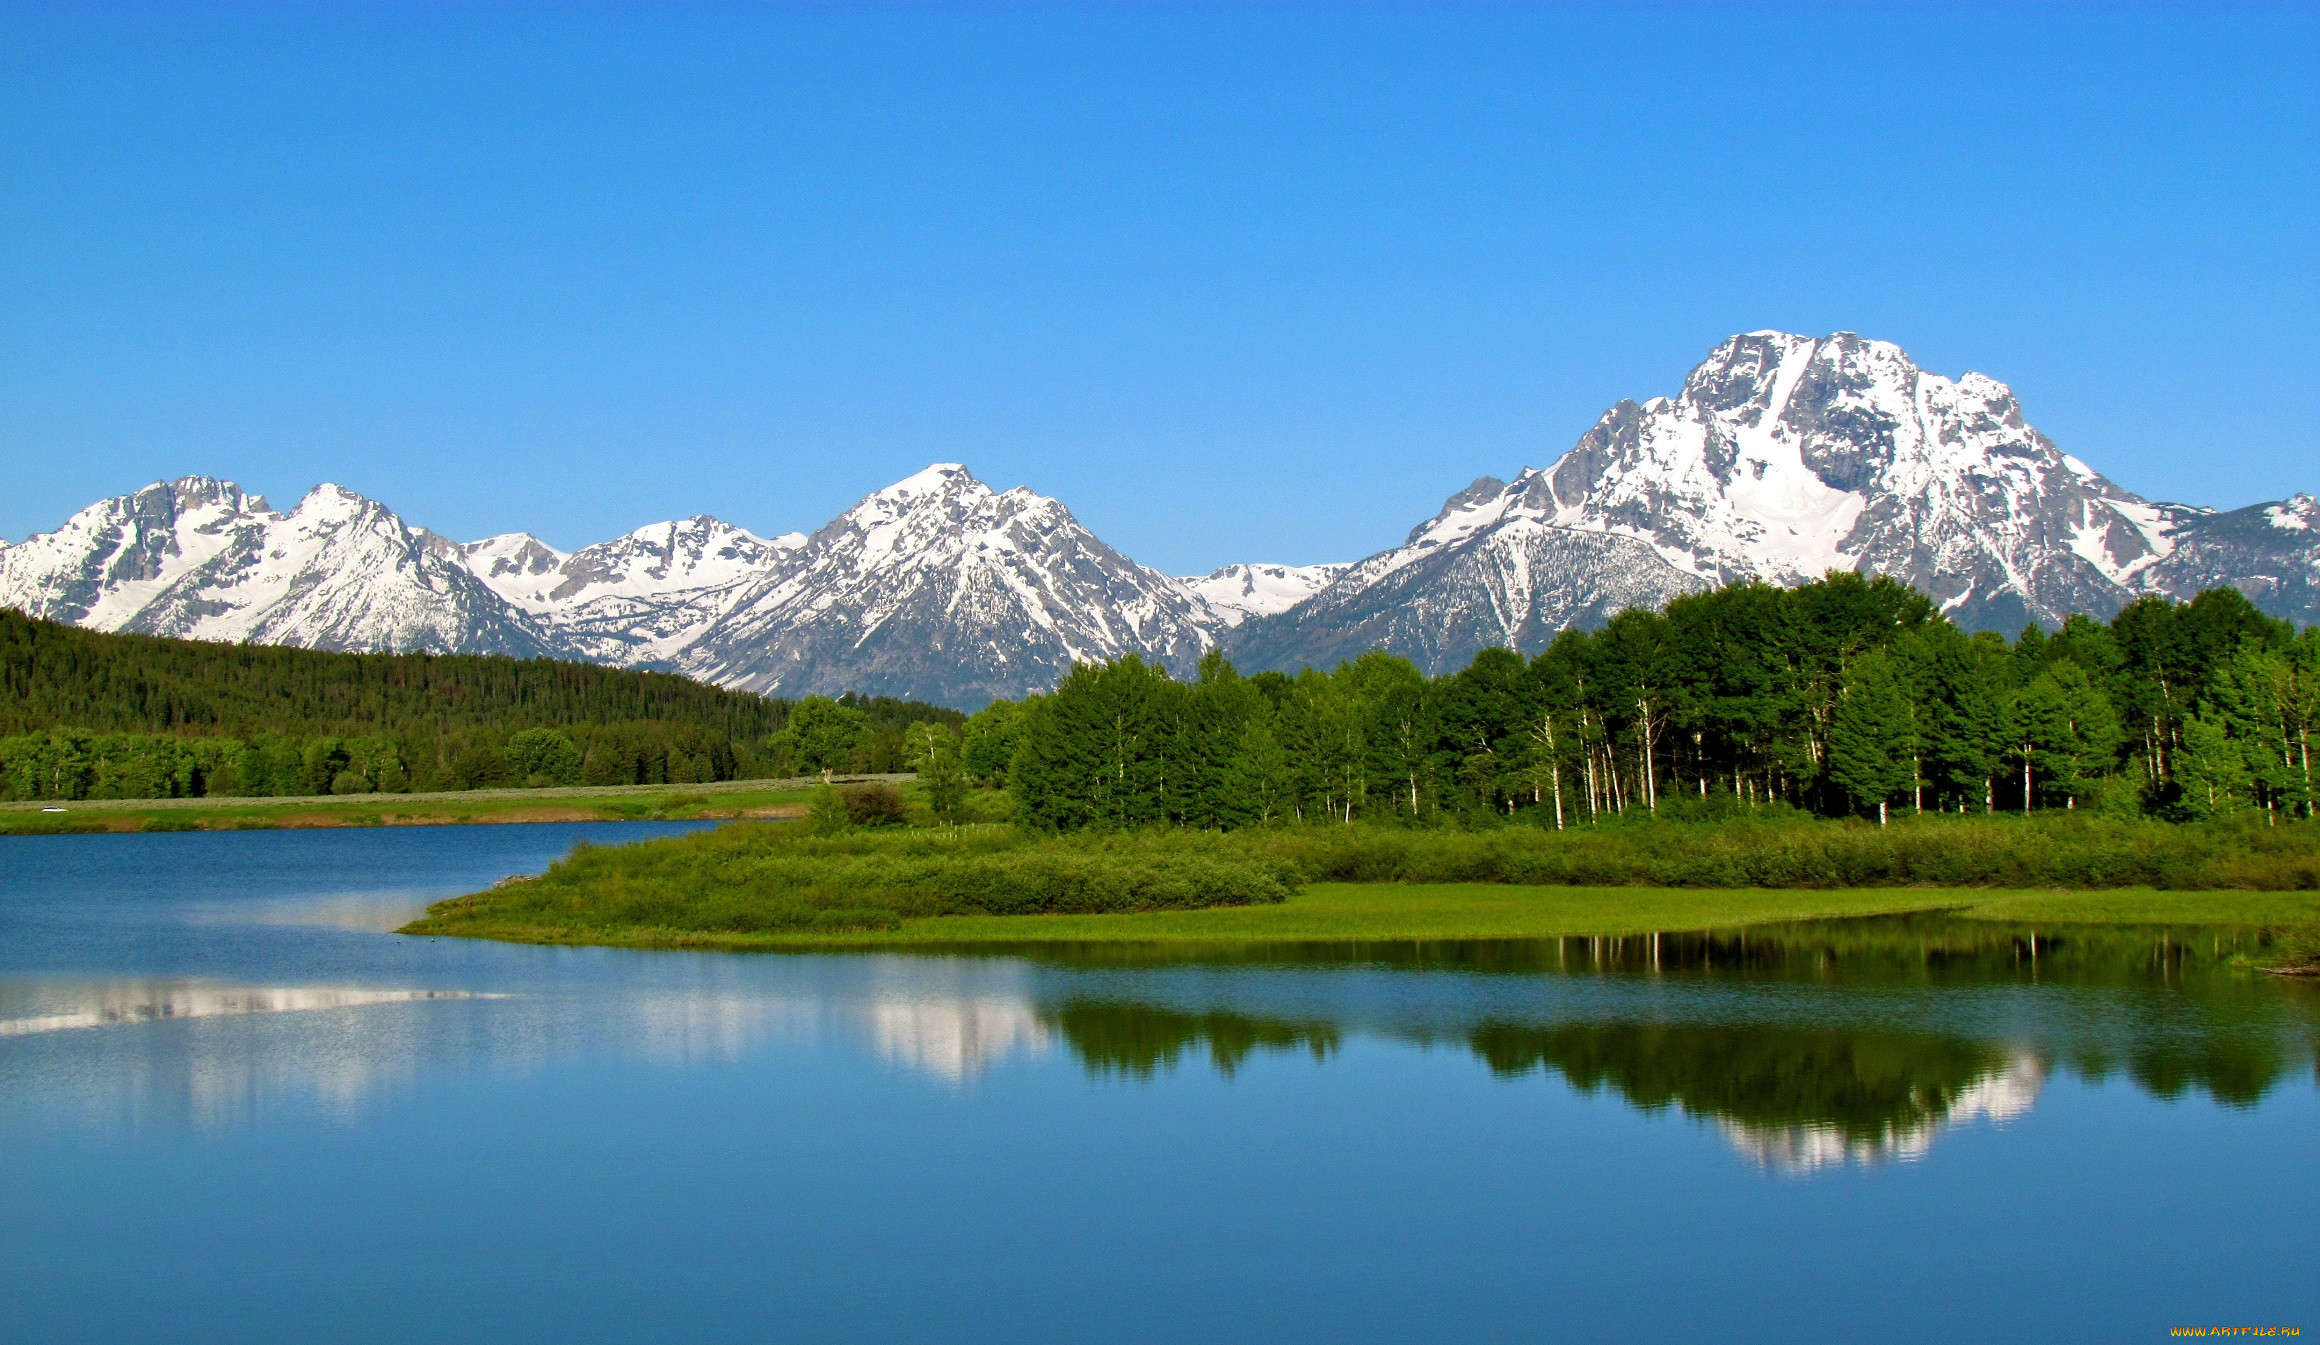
5,331,2313,706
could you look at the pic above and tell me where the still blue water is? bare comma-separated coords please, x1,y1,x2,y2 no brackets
1,826,2314,1343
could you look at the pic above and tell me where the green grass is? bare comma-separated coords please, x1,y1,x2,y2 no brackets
0,776,851,834
1949,888,2320,926
402,822,1299,941
395,812,2320,952
401,879,2320,951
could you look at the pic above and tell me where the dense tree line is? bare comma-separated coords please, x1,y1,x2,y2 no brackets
983,575,2317,830
0,610,961,800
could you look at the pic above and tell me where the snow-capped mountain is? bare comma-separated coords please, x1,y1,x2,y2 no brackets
2141,493,2320,620
1523,331,2182,631
675,464,1219,705
1226,476,1708,674
1234,331,2317,673
1181,562,1350,626
436,517,806,666
0,477,550,655
6,332,2312,703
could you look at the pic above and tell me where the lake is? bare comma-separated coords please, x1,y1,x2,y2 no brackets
2,826,2314,1343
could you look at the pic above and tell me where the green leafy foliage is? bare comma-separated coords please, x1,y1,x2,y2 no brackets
410,810,2320,953
407,824,1300,940
1225,812,2320,890
1000,575,2315,830
1828,649,1916,821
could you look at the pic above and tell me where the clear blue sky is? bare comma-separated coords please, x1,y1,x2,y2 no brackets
4,3,2314,572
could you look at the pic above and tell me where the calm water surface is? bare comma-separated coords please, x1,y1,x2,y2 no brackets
2,826,2315,1343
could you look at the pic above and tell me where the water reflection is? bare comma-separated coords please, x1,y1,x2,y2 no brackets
1718,1055,2045,1174
1470,1021,2045,1173
1048,1001,1340,1078
869,995,1051,1081
0,981,486,1127
1,907,2313,1171
0,978,495,1035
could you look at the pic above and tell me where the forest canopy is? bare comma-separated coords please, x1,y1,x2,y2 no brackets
0,609,961,800
982,574,2315,830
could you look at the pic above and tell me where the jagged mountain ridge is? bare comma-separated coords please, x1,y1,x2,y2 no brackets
1231,331,2319,673
675,465,1220,705
1538,331,2174,630
2141,493,2320,621
434,517,808,666
1224,478,1710,674
0,478,551,656
4,331,2313,703
1182,562,1351,627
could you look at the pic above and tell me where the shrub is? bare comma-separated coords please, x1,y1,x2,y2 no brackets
412,821,1295,941
841,784,908,828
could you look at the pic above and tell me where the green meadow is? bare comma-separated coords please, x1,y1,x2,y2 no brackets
399,811,2320,958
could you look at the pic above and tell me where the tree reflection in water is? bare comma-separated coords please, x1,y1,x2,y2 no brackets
1471,1021,2042,1173
1027,914,2318,1172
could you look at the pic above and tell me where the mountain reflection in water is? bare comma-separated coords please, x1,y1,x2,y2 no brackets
2,916,2311,1174
1007,915,2315,1170
0,979,495,1036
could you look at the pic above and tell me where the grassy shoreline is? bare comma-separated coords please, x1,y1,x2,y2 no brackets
394,813,2320,955
400,881,2320,952
0,775,908,834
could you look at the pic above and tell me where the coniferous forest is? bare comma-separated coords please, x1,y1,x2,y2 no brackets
0,609,961,800
974,574,2317,831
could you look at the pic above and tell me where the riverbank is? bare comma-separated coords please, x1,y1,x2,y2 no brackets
402,879,2320,951
0,775,905,834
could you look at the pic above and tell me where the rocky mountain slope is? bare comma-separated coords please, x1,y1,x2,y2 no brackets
1232,332,2319,673
0,478,550,656
435,517,806,666
673,465,1219,706
1180,562,1350,626
5,331,2312,702
2139,493,2320,619
1225,476,1709,674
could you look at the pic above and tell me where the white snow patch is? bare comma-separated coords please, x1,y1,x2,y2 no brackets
1182,562,1349,625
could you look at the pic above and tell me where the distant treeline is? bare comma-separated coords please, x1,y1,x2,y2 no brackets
0,610,961,800
970,575,2317,830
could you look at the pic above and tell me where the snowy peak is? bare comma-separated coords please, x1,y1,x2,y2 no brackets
1403,476,1513,548
0,476,277,628
2141,492,2320,621
443,532,569,603
870,462,977,503
677,464,1218,705
2265,494,2318,532
429,514,804,668
8,339,2313,702
1225,466,1706,674
1231,329,2317,672
1532,329,2180,628
1182,562,1351,626
463,515,790,612
0,476,548,654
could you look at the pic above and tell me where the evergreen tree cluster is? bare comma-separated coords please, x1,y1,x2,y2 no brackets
0,610,962,801
987,575,2318,830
